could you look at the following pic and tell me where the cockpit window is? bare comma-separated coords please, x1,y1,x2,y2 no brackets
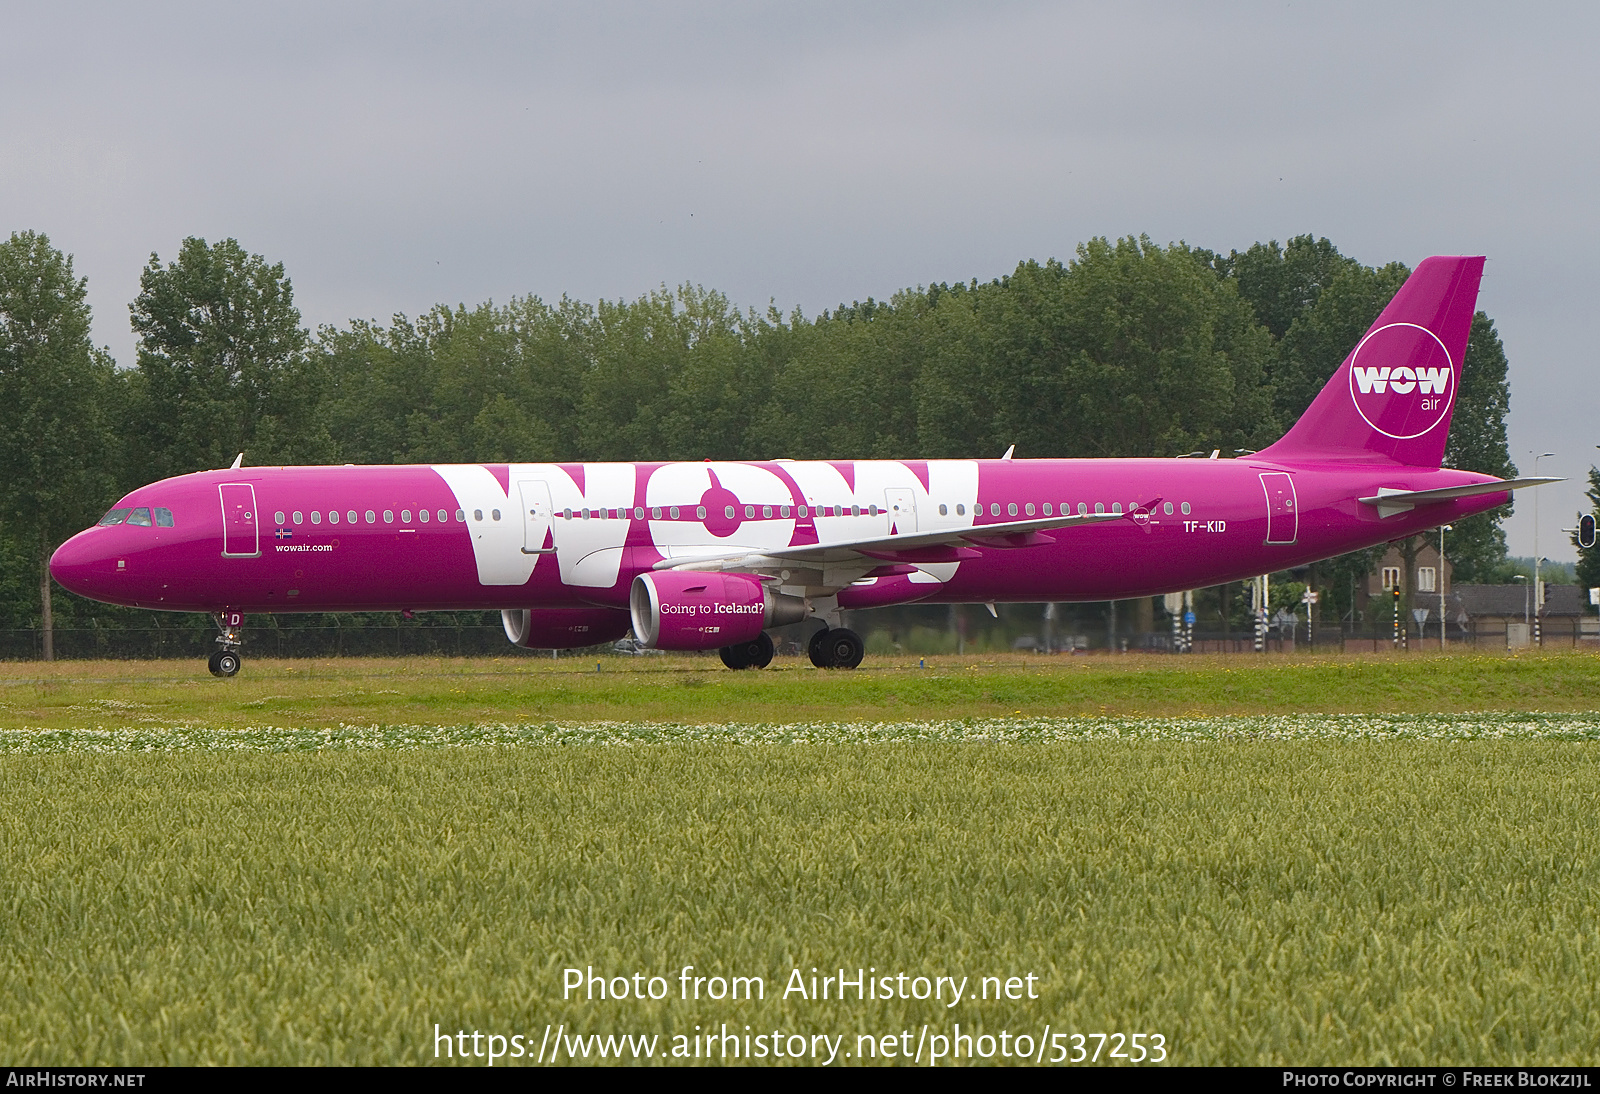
97,508,131,526
155,508,174,527
125,507,153,527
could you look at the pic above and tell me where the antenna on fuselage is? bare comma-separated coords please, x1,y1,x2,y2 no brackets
229,453,243,470
1000,445,1015,461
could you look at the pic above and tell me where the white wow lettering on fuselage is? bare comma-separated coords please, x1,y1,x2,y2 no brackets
1351,366,1451,395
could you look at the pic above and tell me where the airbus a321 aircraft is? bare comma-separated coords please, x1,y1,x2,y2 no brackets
50,256,1554,676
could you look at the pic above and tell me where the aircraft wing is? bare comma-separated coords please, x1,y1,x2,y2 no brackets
653,509,1129,582
1358,477,1561,519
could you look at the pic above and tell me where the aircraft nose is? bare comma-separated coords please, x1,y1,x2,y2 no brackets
49,530,112,599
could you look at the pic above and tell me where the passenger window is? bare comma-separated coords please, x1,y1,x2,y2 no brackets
1008,503,1018,517
384,510,394,523
346,510,357,524
1181,502,1191,515
869,505,878,517
939,504,948,516
491,509,501,521
155,507,175,527
763,505,772,519
1163,502,1174,515
990,503,1000,516
439,510,449,523
780,506,790,518
311,511,322,525
1094,503,1105,514
401,510,412,523
456,510,465,522
1025,503,1035,516
670,506,680,519
126,507,153,527
328,510,340,525
651,507,662,520
744,506,755,518
956,504,965,516
274,511,286,524
475,510,484,521
1078,503,1087,515
1043,503,1052,516
697,506,707,519
97,508,130,526
797,506,807,518
365,510,376,524
292,511,303,525
419,509,429,523
1112,503,1123,514
725,506,735,519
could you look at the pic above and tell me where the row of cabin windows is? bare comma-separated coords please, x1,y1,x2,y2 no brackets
937,501,1194,518
550,500,1196,522
274,509,466,527
98,507,176,527
102,498,1195,532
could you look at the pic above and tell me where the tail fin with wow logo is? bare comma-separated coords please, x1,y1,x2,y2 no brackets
1255,255,1484,468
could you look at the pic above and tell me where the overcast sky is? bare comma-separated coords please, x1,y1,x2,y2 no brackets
3,1,1595,561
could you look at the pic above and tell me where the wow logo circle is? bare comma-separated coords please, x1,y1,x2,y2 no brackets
1346,322,1455,440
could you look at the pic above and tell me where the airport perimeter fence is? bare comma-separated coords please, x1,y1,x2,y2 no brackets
3,616,1596,661
0,623,529,661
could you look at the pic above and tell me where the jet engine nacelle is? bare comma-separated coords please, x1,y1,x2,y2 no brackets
629,571,807,651
501,607,632,650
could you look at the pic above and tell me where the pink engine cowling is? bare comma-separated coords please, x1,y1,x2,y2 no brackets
630,572,806,650
501,607,632,650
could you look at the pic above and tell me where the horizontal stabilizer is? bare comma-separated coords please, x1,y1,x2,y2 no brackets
1358,477,1561,519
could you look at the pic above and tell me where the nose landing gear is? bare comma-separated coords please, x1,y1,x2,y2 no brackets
209,609,244,677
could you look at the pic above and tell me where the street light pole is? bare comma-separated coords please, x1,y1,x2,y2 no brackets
1533,452,1554,647
1440,523,1452,652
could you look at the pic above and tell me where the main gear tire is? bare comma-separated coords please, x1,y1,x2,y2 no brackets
817,627,864,670
208,649,241,678
720,632,774,670
808,626,833,668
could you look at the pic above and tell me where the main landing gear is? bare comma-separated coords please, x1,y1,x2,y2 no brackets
808,625,864,670
209,609,244,678
719,631,774,670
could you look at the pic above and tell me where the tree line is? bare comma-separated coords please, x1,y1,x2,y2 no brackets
0,230,1518,653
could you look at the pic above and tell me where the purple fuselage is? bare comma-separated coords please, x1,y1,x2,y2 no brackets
48,456,1505,615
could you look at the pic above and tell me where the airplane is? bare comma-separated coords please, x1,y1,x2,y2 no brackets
49,255,1557,677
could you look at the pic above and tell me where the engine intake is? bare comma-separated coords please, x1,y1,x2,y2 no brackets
501,607,632,650
629,572,806,650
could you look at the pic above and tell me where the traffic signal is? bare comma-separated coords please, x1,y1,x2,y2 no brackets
1581,513,1597,550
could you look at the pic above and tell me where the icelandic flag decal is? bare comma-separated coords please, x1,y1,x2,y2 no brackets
275,528,293,541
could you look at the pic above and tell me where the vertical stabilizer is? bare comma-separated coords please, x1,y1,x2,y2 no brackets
1256,255,1484,467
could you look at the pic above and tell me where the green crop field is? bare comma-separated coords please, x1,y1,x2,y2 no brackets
2,652,1598,1066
